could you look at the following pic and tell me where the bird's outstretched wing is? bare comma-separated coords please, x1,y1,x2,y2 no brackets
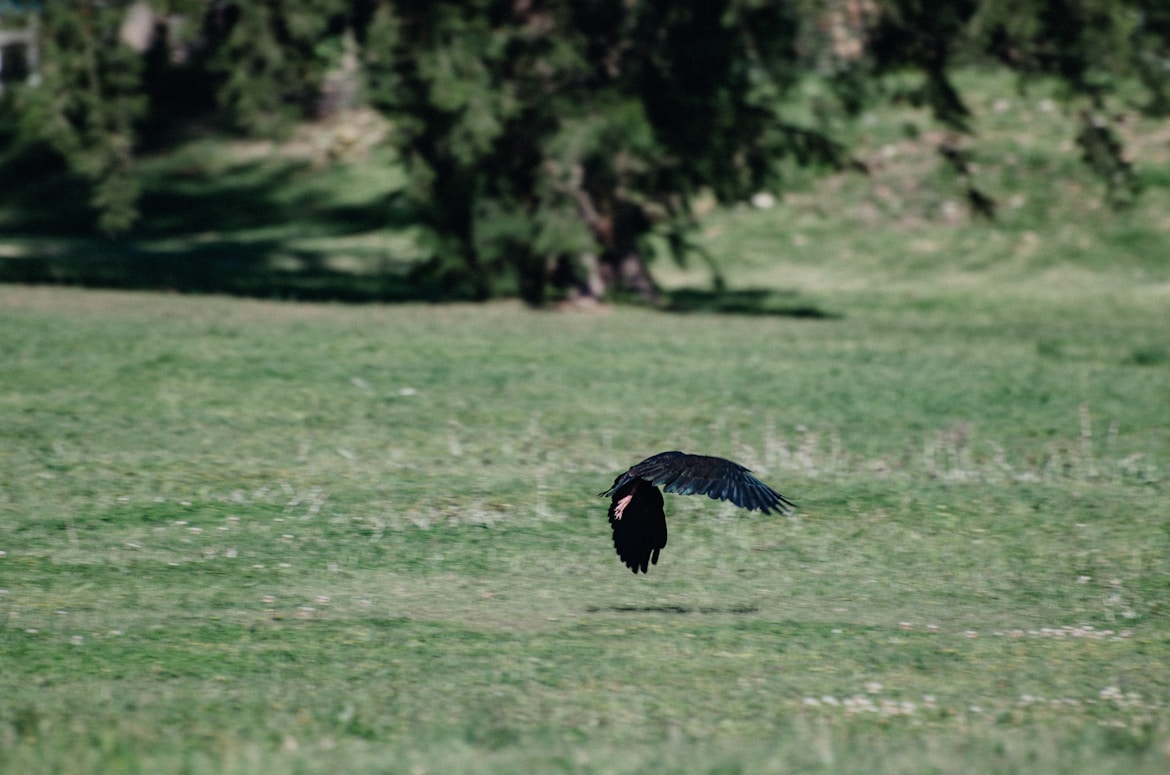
608,478,667,574
601,451,794,515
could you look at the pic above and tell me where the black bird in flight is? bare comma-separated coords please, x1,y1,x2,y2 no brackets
600,451,795,574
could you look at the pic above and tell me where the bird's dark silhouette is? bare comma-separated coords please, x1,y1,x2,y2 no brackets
599,451,795,573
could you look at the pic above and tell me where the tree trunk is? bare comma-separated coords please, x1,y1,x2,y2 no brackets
565,164,660,303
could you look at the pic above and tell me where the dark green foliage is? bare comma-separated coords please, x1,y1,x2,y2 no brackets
22,0,146,234
4,0,1170,296
958,0,1165,205
376,1,847,304
867,0,980,129
1131,4,1170,115
201,0,353,135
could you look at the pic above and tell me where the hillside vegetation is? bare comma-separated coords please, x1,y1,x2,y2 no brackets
1,72,1168,774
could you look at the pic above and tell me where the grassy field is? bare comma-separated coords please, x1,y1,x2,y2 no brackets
3,73,1170,773
2,261,1168,773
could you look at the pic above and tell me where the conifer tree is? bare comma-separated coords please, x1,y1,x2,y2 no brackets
25,0,147,234
367,0,847,303
9,0,1170,299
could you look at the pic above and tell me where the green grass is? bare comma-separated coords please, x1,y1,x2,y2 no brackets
1,273,1168,773
2,70,1170,772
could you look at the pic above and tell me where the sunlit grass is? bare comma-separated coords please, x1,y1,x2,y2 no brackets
1,277,1168,773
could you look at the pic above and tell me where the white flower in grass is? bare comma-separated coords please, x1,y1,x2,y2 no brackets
261,595,276,604
802,697,821,707
70,635,84,646
848,696,878,713
315,595,330,604
751,192,776,209
865,681,882,694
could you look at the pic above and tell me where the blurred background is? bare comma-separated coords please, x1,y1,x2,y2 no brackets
0,0,1167,307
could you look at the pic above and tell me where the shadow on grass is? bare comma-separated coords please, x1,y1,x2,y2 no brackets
665,288,840,318
131,160,407,239
585,604,760,615
0,146,464,301
1,139,845,309
0,240,456,302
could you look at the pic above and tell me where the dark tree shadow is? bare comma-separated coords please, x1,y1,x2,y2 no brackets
0,133,848,308
665,288,840,318
0,239,459,302
0,143,473,302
